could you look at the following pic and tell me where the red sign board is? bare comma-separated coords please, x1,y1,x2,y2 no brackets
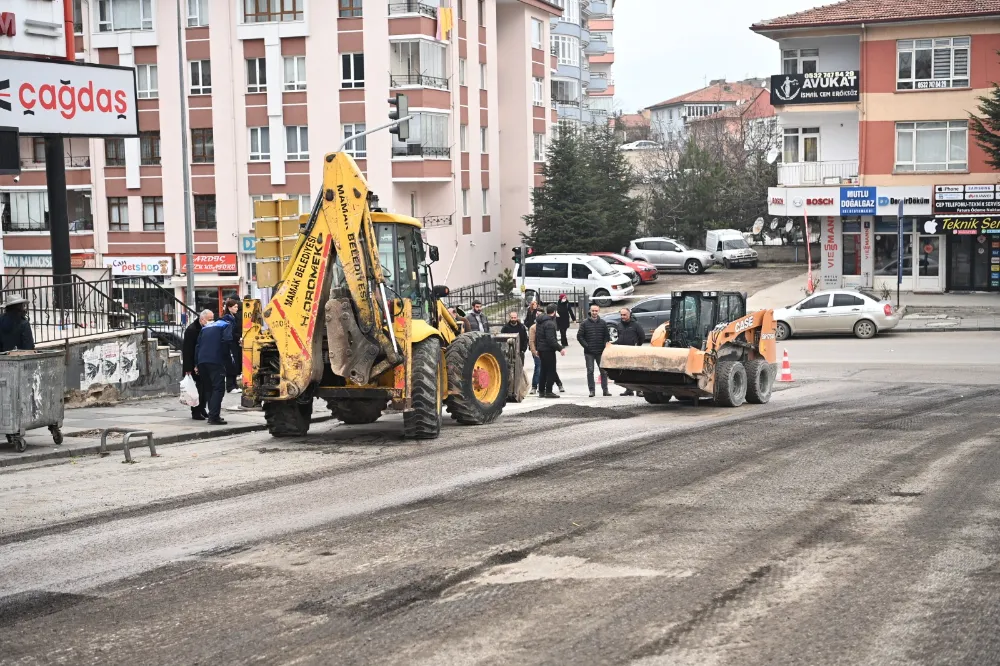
179,254,238,274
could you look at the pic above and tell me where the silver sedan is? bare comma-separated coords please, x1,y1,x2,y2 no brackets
773,289,900,340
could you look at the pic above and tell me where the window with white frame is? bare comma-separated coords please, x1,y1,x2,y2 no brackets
460,124,468,152
343,123,367,158
390,40,448,89
533,77,544,106
462,189,469,217
480,126,488,153
190,60,212,95
392,114,450,155
531,18,543,49
243,0,303,23
249,127,270,161
97,0,153,32
284,55,307,91
480,62,487,89
340,53,363,89
782,127,819,163
294,194,311,215
897,37,970,90
895,121,967,172
136,64,158,99
533,133,545,161
285,126,309,160
188,0,209,26
551,78,579,104
558,0,579,24
459,58,467,86
246,58,267,93
782,48,818,74
482,188,489,215
552,35,580,67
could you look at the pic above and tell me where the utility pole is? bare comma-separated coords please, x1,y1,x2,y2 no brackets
176,0,196,312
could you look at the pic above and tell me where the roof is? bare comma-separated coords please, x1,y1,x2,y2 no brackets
616,113,649,127
646,81,762,110
751,0,1000,32
689,88,776,122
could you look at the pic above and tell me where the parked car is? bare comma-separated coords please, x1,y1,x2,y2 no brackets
590,252,658,285
515,254,634,306
706,229,759,268
601,294,672,342
619,140,661,151
624,237,715,274
773,289,899,340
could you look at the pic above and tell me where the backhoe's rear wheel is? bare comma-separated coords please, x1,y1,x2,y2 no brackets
403,338,443,439
745,359,775,405
643,392,671,405
328,398,386,425
714,360,747,408
445,332,510,425
264,399,312,437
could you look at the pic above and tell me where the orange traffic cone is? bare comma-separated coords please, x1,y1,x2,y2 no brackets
779,349,793,382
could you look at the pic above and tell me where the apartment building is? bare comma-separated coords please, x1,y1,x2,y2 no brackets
549,0,615,129
756,0,1000,294
645,79,767,145
0,0,559,312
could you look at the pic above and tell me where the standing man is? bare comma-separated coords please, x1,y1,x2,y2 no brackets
577,304,612,397
614,308,645,396
556,294,575,347
467,300,490,332
182,309,214,420
196,315,234,425
0,297,34,352
527,319,541,395
500,310,529,366
535,304,566,398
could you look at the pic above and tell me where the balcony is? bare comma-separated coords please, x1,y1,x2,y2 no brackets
423,214,453,228
588,0,610,15
1,190,93,233
585,33,609,55
390,73,449,90
19,155,93,170
589,72,609,92
388,1,438,18
778,160,859,187
392,144,451,159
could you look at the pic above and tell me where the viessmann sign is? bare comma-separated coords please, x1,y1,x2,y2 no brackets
0,55,138,137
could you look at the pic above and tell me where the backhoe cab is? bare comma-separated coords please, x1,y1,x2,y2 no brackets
602,291,778,408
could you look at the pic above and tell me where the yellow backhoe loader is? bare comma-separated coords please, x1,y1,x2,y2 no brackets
241,150,517,439
601,291,778,407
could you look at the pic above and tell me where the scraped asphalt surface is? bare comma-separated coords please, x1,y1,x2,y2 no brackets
2,334,1000,665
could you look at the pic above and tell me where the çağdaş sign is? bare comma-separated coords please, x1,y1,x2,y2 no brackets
840,186,876,215
0,55,138,137
770,71,860,105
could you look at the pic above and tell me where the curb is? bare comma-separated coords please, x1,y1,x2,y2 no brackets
0,415,334,469
895,325,1000,333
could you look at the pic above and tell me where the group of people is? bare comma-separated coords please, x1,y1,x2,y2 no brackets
181,298,243,425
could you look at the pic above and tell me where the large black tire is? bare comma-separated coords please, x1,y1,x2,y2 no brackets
854,319,877,339
745,359,774,405
328,398,385,425
685,259,703,275
776,321,791,341
592,289,612,307
264,399,312,437
714,360,747,408
403,338,443,439
643,391,671,404
445,332,510,425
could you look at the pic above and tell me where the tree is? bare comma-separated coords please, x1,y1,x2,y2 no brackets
971,67,1000,169
496,267,516,294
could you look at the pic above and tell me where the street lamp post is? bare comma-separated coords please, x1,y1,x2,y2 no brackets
176,0,196,313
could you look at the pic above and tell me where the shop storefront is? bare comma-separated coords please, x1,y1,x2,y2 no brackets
933,185,1000,292
173,253,241,316
103,256,177,323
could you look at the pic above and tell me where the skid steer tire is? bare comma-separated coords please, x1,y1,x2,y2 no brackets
328,399,385,425
264,399,312,437
403,338,442,440
745,359,775,405
714,361,747,408
444,332,510,425
643,391,671,405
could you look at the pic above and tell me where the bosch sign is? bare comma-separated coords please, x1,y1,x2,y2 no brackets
806,198,834,206
0,56,137,137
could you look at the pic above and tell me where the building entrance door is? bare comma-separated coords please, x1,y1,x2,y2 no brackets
915,235,944,292
947,235,992,291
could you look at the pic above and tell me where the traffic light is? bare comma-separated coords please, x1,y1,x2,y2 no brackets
388,93,410,142
512,247,522,263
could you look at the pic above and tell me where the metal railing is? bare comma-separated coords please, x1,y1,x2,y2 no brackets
2,217,95,233
445,279,591,323
392,144,451,158
778,159,859,187
423,214,453,228
19,155,92,169
388,1,438,18
390,73,449,90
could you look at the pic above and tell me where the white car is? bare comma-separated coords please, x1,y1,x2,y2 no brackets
773,289,900,340
515,254,634,306
625,237,715,274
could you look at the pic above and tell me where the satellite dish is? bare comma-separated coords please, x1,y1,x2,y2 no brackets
785,220,794,232
770,220,778,230
766,147,780,164
752,217,764,234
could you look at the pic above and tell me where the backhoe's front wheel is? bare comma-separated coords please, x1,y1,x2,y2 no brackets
744,359,775,404
264,399,312,437
714,361,747,408
445,332,510,425
328,398,385,425
403,338,443,439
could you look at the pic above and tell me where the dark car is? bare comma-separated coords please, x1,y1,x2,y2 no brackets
601,294,672,342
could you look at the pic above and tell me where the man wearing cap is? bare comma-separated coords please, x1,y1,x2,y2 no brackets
0,297,34,352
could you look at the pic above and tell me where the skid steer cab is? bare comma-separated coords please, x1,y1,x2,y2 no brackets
241,151,519,440
601,290,778,408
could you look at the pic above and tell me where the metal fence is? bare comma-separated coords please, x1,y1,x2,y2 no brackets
445,279,592,323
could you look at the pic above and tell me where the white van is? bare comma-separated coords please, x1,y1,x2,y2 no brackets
706,229,758,268
515,254,634,306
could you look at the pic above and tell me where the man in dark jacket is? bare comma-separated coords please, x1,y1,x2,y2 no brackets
196,318,233,425
467,300,490,332
182,309,213,420
500,310,529,366
535,304,566,398
614,308,645,396
577,304,612,397
0,297,34,352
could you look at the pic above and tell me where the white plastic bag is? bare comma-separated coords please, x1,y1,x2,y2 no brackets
179,375,200,407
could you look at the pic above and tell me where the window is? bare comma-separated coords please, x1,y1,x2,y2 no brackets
842,233,861,276
136,64,158,99
192,128,214,163
339,0,362,18
246,58,267,93
480,62,487,89
533,133,545,161
832,293,864,307
480,126,488,153
782,48,818,75
783,127,819,164
244,0,303,22
462,189,469,217
531,18,543,49
392,113,450,155
460,124,468,152
188,0,209,26
284,55,307,91
97,0,153,32
457,0,464,20
290,194,311,216
552,79,580,104
799,294,830,310
897,37,970,90
0,192,49,231
286,126,309,160
572,263,592,280
194,195,216,230
74,0,83,33
30,138,46,164
108,197,129,231
249,127,270,161
139,131,161,166
190,60,212,95
105,138,126,166
390,40,448,89
875,230,913,276
459,58,467,86
340,53,363,89
552,35,580,67
895,121,967,172
342,124,366,158
482,188,489,215
525,262,568,278
478,0,485,26
533,77,544,106
142,196,164,231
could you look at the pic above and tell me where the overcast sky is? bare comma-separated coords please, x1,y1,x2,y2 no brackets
614,0,825,112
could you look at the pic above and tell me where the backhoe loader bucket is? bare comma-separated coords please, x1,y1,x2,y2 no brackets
601,344,710,396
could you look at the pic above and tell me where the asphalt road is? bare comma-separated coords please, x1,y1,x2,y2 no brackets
2,333,1000,665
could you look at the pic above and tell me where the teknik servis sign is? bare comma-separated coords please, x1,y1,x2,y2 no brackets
770,71,860,106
